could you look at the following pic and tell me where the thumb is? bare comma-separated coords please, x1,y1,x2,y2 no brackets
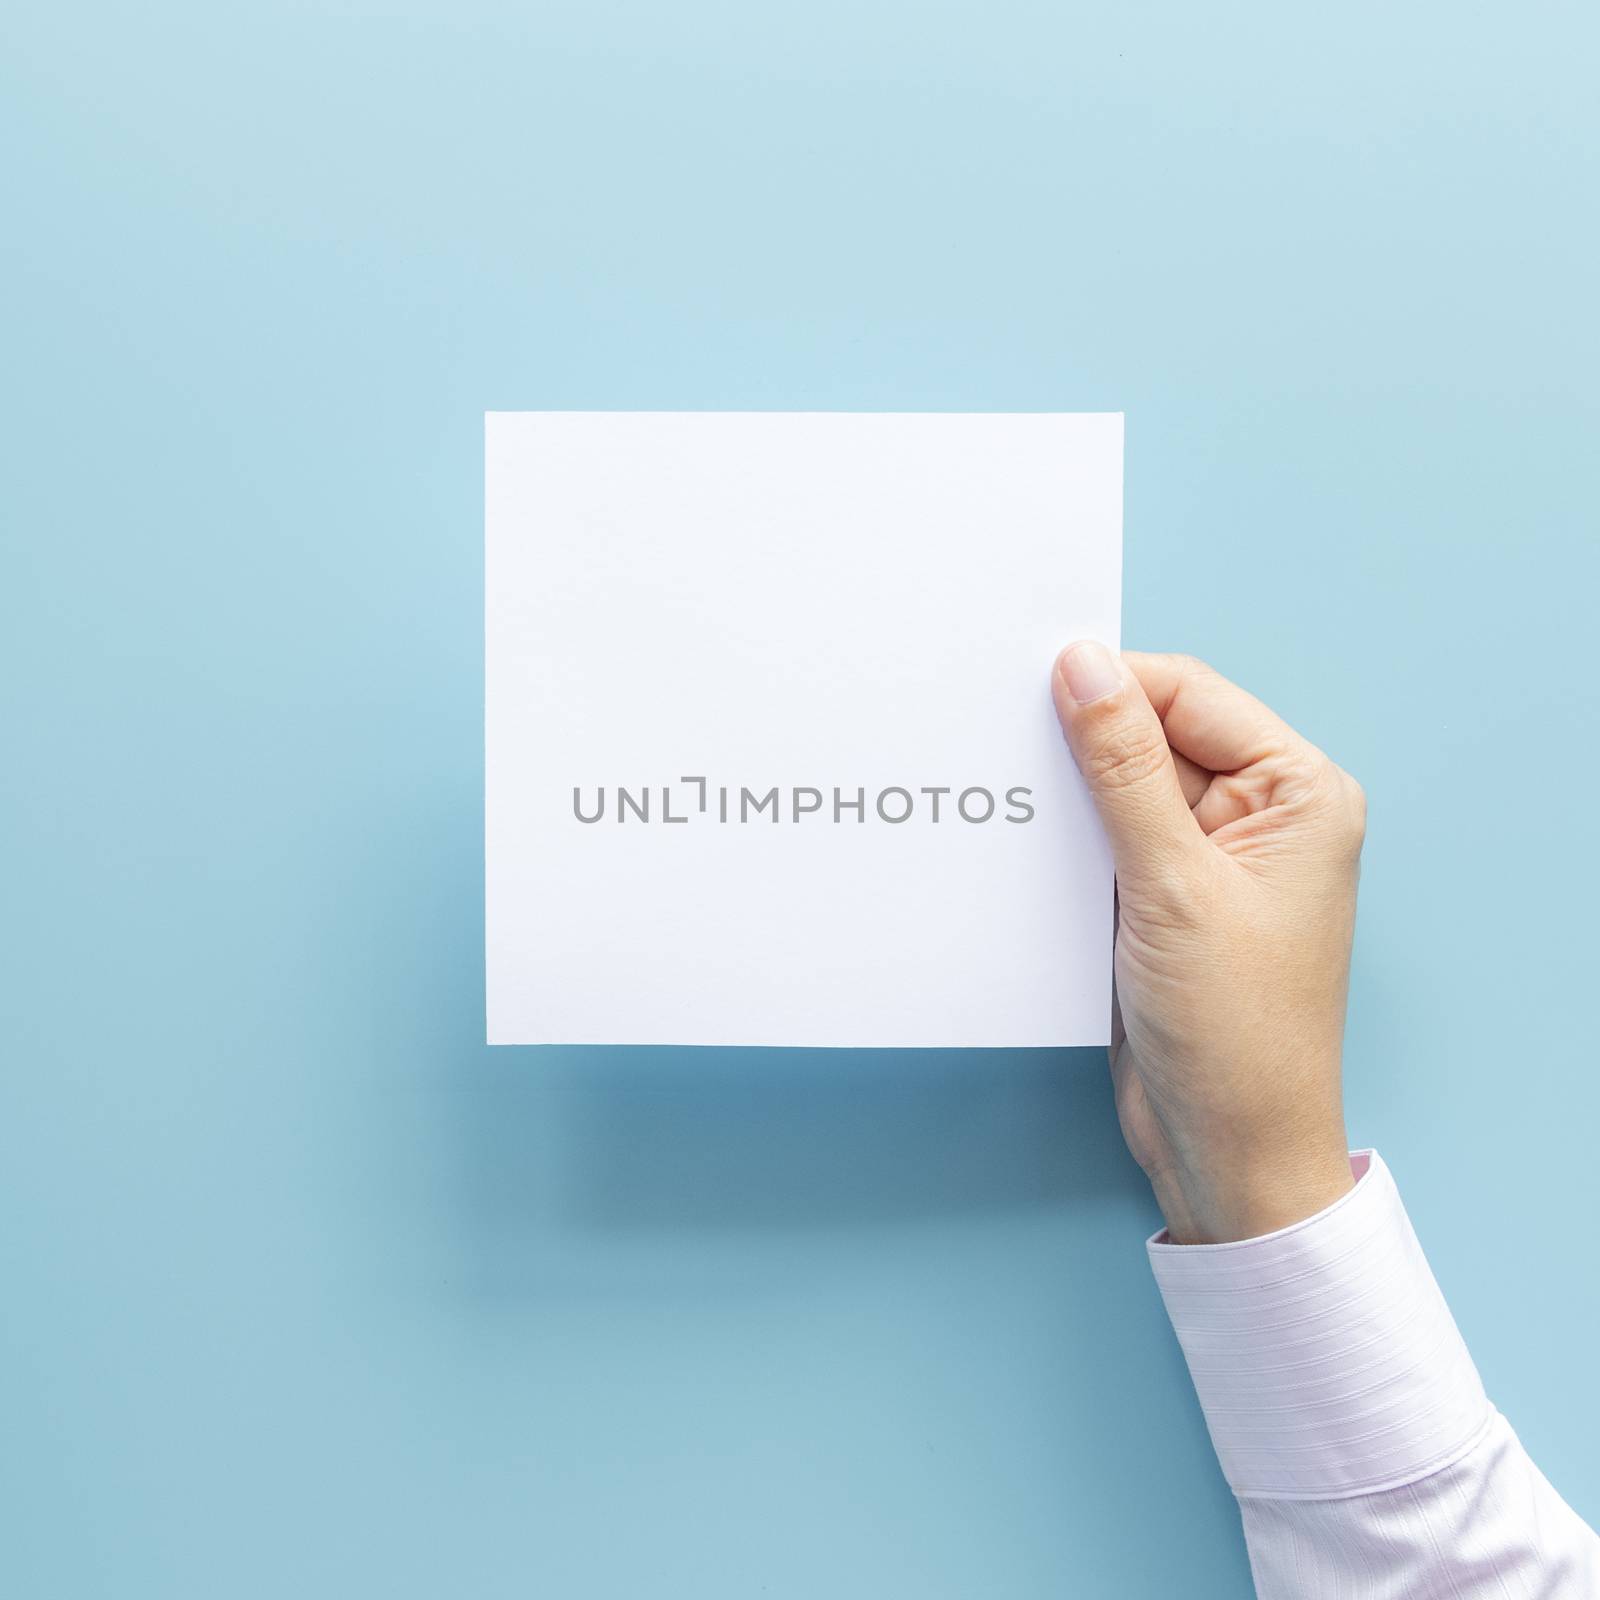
1051,641,1202,886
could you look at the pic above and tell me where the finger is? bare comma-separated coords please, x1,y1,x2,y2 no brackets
1172,749,1210,809
1051,641,1203,886
1124,652,1306,775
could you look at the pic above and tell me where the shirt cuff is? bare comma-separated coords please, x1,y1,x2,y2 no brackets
1147,1150,1492,1500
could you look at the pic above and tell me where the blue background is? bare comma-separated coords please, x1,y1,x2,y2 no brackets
4,3,1597,1595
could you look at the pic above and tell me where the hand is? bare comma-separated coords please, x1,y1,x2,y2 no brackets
1051,644,1364,1244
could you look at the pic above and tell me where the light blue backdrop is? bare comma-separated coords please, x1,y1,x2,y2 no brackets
4,4,1597,1596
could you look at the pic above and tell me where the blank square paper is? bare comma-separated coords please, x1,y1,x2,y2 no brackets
486,412,1121,1047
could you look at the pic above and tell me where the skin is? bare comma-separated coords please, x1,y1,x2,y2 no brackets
1051,643,1362,1244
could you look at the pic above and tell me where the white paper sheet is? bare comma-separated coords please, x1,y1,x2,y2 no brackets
486,412,1121,1047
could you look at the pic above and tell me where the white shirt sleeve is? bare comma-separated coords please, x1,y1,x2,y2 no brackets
1148,1151,1600,1598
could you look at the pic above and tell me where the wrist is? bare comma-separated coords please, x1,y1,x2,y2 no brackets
1152,1146,1356,1245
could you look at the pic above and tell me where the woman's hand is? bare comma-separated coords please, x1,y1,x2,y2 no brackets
1051,644,1364,1244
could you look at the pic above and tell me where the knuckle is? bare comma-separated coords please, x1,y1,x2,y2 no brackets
1273,743,1328,805
1120,851,1213,927
1082,720,1171,792
1138,859,1204,919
